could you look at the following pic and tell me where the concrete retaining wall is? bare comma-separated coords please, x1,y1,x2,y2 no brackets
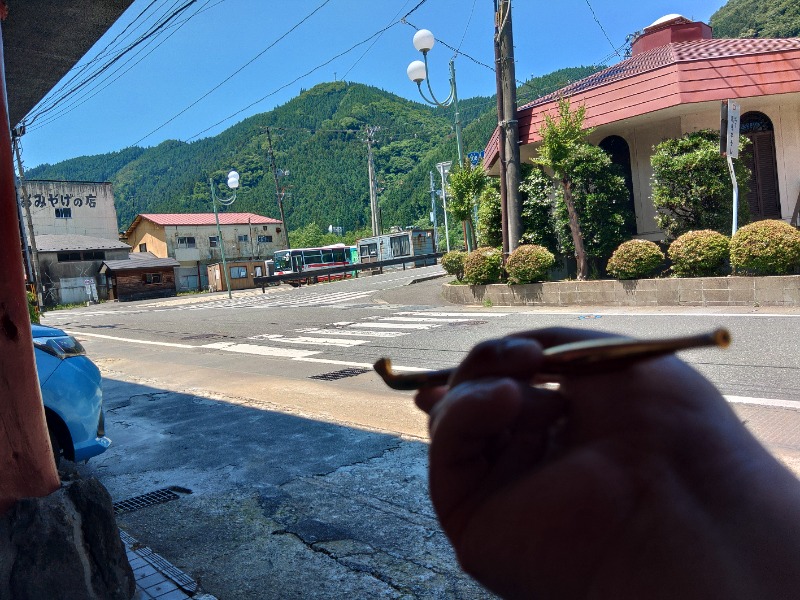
442,275,800,307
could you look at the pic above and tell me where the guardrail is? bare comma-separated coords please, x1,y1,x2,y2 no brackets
253,252,443,292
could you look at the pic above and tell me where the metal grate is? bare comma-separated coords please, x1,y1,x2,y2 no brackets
447,320,488,327
113,488,180,515
309,367,371,381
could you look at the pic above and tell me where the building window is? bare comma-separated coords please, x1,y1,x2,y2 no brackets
57,252,82,262
209,236,219,248
177,236,196,248
257,235,272,243
139,243,147,252
230,266,247,279
83,251,106,261
254,265,263,277
262,226,270,231
55,208,72,219
237,234,249,243
143,273,162,284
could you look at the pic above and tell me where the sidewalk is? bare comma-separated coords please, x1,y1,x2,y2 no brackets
122,530,217,600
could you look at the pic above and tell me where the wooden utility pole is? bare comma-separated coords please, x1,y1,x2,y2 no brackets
0,30,61,514
266,127,290,249
496,0,523,251
494,9,510,260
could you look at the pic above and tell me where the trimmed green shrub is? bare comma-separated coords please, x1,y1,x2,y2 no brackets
441,250,467,281
607,239,665,280
463,247,504,285
668,230,730,277
730,219,800,275
506,244,555,284
651,129,750,239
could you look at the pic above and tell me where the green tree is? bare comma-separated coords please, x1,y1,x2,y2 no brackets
477,181,503,248
533,99,632,279
519,165,558,252
552,144,633,269
447,160,488,252
710,0,800,38
651,130,750,239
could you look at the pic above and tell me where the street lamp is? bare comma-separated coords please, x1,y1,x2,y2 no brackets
408,29,471,250
407,29,465,167
209,170,239,299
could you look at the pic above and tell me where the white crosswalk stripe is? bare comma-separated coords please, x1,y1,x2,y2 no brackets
265,310,513,349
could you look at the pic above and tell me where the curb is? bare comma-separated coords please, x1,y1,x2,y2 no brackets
121,529,217,599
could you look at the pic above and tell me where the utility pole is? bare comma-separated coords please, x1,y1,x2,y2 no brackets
12,134,43,309
429,171,439,251
365,126,380,236
493,12,510,261
496,0,523,252
266,127,290,249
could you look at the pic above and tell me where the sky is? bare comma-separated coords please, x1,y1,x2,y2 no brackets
18,0,728,169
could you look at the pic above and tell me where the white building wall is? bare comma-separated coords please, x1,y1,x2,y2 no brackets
21,181,118,240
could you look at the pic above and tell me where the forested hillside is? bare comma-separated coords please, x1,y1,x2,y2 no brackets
27,67,602,234
710,0,800,38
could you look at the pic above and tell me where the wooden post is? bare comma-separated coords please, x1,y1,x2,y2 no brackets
0,26,60,514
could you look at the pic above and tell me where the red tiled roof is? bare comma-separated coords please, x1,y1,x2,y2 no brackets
518,38,800,113
140,213,282,226
484,37,800,169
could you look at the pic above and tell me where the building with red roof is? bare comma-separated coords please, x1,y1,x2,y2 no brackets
485,15,800,238
123,212,285,291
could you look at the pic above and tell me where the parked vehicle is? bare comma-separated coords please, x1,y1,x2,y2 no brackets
357,229,436,267
272,243,358,286
32,324,110,465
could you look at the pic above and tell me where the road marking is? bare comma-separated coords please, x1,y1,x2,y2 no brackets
296,328,410,337
348,322,440,330
66,331,195,348
395,311,512,317
377,317,476,323
201,342,318,358
248,334,367,347
726,395,800,410
519,310,800,318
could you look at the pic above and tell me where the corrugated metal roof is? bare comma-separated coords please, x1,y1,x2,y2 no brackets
101,256,181,271
36,234,130,252
140,213,282,226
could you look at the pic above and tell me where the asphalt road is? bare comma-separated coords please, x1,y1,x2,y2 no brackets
44,269,800,599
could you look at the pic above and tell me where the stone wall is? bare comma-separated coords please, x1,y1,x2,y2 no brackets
442,275,800,307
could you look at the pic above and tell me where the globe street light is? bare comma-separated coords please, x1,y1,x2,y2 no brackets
407,29,464,167
209,170,239,299
408,29,472,250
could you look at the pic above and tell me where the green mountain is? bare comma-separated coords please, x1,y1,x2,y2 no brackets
710,0,800,38
26,68,602,235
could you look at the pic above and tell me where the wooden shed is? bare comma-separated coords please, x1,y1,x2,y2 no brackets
207,259,267,292
100,253,180,302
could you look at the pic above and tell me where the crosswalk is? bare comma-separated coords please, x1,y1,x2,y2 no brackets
253,311,512,351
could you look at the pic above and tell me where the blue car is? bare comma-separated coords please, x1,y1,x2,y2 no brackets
32,324,111,465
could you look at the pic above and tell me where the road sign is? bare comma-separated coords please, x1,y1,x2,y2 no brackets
467,151,485,166
720,100,741,158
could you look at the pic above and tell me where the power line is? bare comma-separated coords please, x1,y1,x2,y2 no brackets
24,0,203,127
132,0,335,146
27,1,222,132
340,0,413,81
583,0,621,58
185,0,432,142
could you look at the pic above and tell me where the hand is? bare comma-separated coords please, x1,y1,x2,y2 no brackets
416,328,800,600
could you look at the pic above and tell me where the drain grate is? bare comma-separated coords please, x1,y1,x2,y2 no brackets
113,488,181,515
309,367,371,381
448,320,488,327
